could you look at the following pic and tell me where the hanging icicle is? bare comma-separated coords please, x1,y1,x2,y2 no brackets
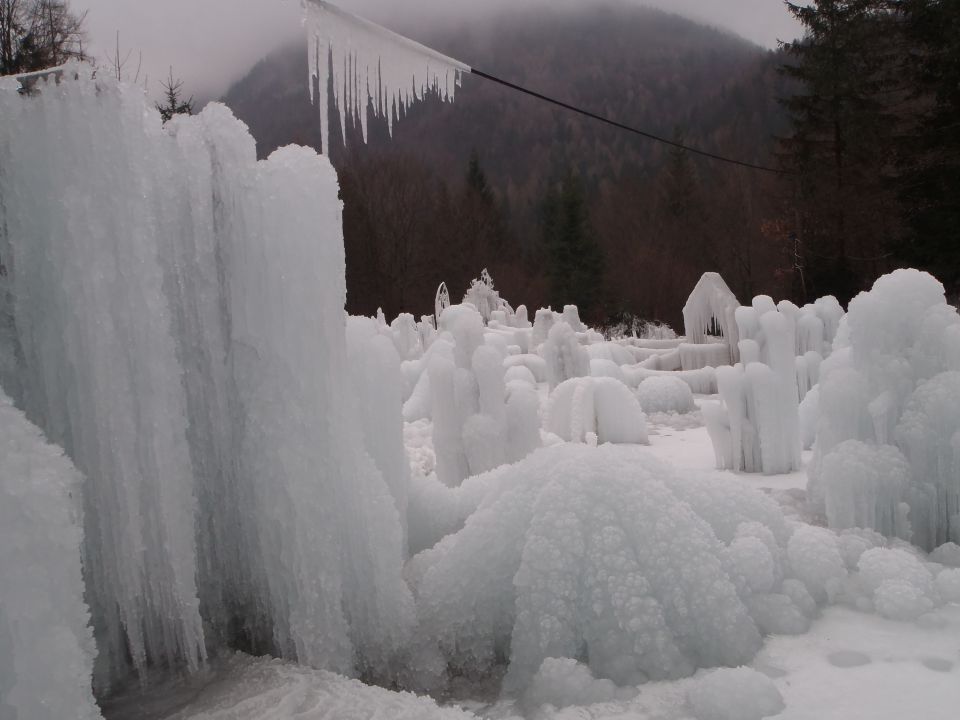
305,0,470,154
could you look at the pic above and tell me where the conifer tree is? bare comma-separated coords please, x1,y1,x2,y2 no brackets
542,172,604,319
156,68,193,123
779,0,902,303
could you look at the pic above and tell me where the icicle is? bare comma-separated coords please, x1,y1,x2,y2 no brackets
304,0,470,153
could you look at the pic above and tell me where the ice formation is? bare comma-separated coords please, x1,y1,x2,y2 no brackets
682,272,741,364
687,667,784,720
636,375,696,415
410,445,799,691
541,321,590,389
428,304,540,486
819,440,910,540
703,301,803,475
0,68,414,690
346,316,412,552
521,658,633,712
0,389,101,720
544,376,649,445
808,270,960,549
462,269,511,323
857,548,937,620
305,0,469,153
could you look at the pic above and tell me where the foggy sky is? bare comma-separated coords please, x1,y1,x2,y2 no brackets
73,1,803,102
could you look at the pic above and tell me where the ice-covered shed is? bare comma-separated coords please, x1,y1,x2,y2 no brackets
681,272,741,368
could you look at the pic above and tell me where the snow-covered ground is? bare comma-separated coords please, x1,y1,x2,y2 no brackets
99,406,959,720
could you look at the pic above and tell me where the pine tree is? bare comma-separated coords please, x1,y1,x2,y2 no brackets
156,68,193,123
896,0,960,295
542,172,604,319
779,1,902,303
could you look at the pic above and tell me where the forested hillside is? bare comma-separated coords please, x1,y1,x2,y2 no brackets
224,3,794,324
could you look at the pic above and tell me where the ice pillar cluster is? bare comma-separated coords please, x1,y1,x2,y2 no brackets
0,66,413,695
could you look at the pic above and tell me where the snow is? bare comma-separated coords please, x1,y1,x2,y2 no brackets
687,667,784,720
305,0,468,153
0,388,101,720
103,654,477,720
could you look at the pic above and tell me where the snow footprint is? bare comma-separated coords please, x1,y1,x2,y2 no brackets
921,657,954,673
827,650,871,668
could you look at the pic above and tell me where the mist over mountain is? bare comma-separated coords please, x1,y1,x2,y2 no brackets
223,3,793,323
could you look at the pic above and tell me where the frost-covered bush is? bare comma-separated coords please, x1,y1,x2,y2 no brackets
687,667,784,720
462,269,511,323
637,375,696,414
411,445,795,692
808,270,960,549
544,377,649,445
0,389,101,720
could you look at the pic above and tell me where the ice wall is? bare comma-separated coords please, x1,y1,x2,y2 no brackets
0,388,101,720
0,68,206,687
0,66,414,689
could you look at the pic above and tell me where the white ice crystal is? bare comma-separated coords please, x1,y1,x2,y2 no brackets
0,388,101,720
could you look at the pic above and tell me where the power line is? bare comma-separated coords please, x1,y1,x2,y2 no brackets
469,68,793,176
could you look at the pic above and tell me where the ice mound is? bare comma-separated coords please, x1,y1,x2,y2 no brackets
117,653,477,720
857,548,937,619
544,377,649,445
931,543,960,567
935,569,960,602
0,388,101,720
820,440,911,540
787,526,847,603
687,667,784,720
520,657,634,712
809,269,960,549
636,375,696,415
411,445,781,692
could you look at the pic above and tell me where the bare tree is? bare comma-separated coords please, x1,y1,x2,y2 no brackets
0,0,86,76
